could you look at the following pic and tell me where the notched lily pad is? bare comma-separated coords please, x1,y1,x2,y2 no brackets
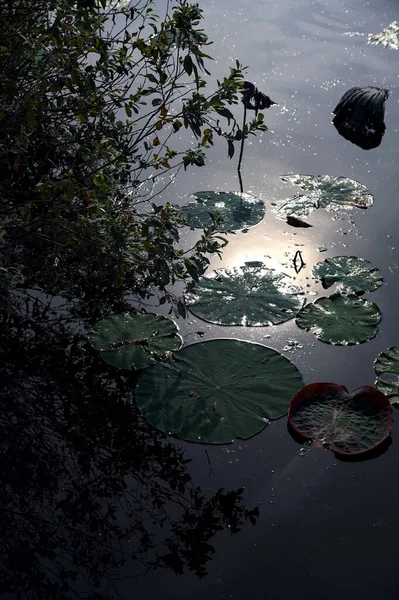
135,339,304,444
374,346,399,404
312,256,383,294
288,382,394,456
275,174,373,218
88,313,181,369
295,293,381,345
181,190,265,231
185,261,305,326
368,21,399,49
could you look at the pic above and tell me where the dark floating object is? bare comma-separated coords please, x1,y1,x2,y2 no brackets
332,86,389,150
241,81,277,115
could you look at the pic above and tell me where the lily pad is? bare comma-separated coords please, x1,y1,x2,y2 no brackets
296,293,381,345
181,190,265,231
135,339,303,443
279,174,373,214
312,256,383,294
368,22,399,49
288,382,393,456
88,313,181,369
185,262,305,326
374,346,399,404
272,194,319,219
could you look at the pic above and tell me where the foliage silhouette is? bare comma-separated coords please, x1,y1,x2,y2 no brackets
0,300,258,600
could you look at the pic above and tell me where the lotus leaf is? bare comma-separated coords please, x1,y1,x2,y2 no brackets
369,22,399,49
374,347,399,404
181,190,265,231
279,174,373,212
295,293,381,344
288,382,393,456
88,313,181,369
312,256,382,294
135,339,303,443
185,262,305,326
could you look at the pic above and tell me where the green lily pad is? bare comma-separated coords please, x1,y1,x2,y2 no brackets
368,22,399,49
374,347,399,404
181,191,265,231
272,194,319,219
135,339,303,443
312,256,383,294
296,293,381,345
185,262,305,326
88,313,181,369
288,383,394,456
278,174,373,216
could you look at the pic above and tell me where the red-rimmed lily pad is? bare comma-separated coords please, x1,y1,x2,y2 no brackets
288,382,394,456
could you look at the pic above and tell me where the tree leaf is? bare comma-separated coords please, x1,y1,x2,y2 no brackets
181,190,265,232
186,262,305,326
288,383,393,456
374,346,399,404
312,256,383,294
88,313,181,370
135,340,303,443
183,54,193,76
176,299,187,319
296,293,381,345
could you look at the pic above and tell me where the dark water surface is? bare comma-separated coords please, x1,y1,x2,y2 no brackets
5,1,399,599
130,0,399,598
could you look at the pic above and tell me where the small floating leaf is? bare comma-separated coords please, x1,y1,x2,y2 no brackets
181,190,265,231
185,262,305,326
135,339,303,443
312,256,383,294
374,346,399,404
288,382,393,456
88,313,181,369
279,174,373,212
295,293,381,345
368,21,399,49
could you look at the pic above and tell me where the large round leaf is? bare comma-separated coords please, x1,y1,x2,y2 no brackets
280,174,373,211
88,313,181,369
185,262,305,326
288,383,393,456
374,346,399,404
181,190,265,231
312,256,383,294
135,339,303,443
296,293,381,344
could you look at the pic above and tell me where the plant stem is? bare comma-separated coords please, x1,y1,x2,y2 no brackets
237,104,247,194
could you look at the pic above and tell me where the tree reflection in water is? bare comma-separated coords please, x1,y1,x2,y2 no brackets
0,298,258,600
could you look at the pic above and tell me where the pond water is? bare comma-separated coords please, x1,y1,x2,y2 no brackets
130,0,399,598
4,1,399,599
